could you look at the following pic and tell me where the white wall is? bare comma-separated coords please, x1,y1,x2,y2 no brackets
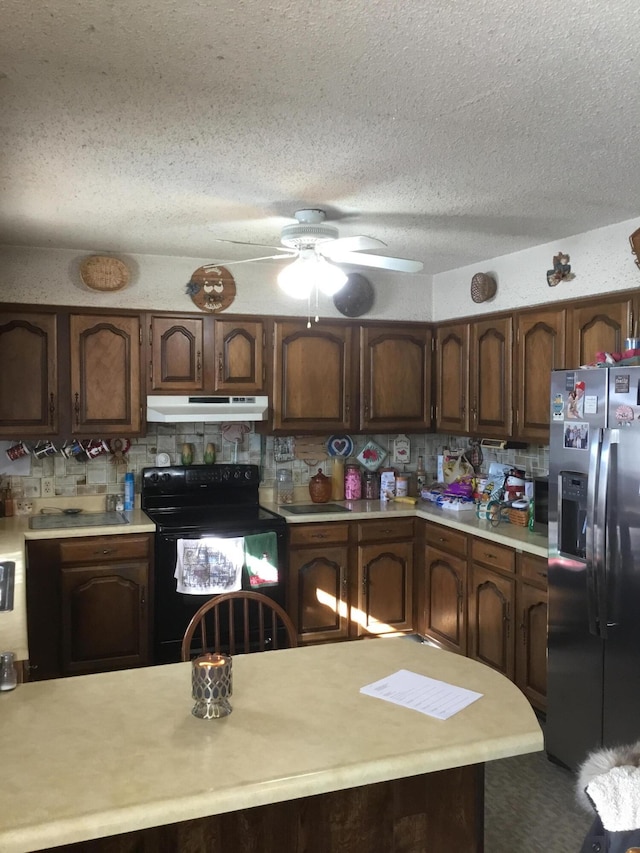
432,217,640,322
0,245,433,321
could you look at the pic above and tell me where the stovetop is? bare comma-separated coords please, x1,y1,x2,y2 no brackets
146,505,285,533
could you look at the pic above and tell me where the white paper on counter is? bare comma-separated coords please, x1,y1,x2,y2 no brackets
360,669,483,720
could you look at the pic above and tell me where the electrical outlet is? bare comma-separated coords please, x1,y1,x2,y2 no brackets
41,477,55,497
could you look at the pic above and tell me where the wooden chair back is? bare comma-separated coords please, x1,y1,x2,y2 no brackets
181,590,297,660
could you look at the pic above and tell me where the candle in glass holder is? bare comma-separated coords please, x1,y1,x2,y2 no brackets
191,653,233,719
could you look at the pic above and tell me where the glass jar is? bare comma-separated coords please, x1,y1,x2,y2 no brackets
344,463,362,500
0,651,17,692
276,469,294,505
362,470,379,500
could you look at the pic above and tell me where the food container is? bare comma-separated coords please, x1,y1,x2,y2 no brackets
363,470,379,500
396,475,409,497
380,468,396,502
344,463,362,500
309,468,332,503
276,470,294,505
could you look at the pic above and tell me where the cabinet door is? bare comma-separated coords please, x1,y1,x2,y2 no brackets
567,297,632,367
0,312,58,436
515,308,566,442
272,320,355,432
469,316,513,438
468,564,515,679
435,322,469,434
214,318,265,393
359,324,431,431
515,581,548,712
423,546,467,654
60,561,149,676
289,546,350,643
70,314,142,435
148,315,206,392
356,541,413,636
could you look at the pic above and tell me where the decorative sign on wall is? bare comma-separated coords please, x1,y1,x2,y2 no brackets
185,265,236,312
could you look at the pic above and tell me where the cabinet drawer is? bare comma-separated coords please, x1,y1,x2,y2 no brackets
288,523,350,546
471,538,515,573
425,523,468,557
519,552,548,587
358,518,414,543
59,534,150,564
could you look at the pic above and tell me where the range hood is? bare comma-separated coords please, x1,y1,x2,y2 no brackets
146,395,269,423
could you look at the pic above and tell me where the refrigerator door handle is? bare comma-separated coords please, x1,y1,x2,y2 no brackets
595,429,612,639
586,428,602,637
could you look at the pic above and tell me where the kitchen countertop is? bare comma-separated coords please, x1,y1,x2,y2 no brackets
0,638,543,853
264,498,549,558
0,496,547,664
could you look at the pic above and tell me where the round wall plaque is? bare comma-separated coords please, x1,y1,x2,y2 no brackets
333,273,374,317
186,265,236,313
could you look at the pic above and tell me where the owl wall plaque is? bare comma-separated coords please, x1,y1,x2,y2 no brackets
185,265,236,312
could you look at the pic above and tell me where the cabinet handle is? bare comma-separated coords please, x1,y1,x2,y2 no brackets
341,571,347,595
521,609,527,645
196,351,202,379
345,395,350,419
484,552,497,561
74,392,80,425
310,533,328,540
96,549,113,556
218,354,223,376
363,399,369,419
504,602,510,639
141,585,146,609
49,392,55,427
362,567,368,592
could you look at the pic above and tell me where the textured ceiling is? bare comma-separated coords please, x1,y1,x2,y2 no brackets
1,0,639,275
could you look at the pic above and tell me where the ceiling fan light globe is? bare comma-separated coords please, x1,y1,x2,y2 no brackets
277,257,313,299
316,258,348,296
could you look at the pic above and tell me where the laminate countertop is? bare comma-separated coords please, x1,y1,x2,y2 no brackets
265,498,549,558
0,638,543,853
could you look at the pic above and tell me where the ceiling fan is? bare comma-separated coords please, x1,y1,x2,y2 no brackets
208,209,424,295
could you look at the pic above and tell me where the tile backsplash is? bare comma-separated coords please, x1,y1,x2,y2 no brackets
1,425,549,501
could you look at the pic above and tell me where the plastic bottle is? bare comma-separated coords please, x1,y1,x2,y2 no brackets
124,472,135,511
528,497,535,531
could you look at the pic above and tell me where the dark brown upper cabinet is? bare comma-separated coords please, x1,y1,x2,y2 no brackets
359,324,432,432
0,311,59,437
272,320,355,433
435,322,469,435
70,313,142,436
469,316,513,439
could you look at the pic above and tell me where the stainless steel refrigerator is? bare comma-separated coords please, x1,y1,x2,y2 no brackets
546,366,640,771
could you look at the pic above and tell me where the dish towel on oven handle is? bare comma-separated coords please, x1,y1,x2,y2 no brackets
174,537,244,594
243,532,279,587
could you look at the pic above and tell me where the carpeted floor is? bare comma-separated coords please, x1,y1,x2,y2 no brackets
484,736,592,851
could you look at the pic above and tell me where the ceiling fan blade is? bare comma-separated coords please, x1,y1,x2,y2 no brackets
320,235,386,256
204,252,296,267
210,237,292,253
327,251,424,273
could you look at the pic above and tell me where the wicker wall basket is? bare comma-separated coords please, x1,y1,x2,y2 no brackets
470,272,497,303
80,256,130,292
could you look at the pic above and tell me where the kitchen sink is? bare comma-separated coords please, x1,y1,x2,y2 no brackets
29,512,130,530
280,504,352,514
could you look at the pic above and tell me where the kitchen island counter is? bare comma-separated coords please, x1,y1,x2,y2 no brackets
0,638,542,853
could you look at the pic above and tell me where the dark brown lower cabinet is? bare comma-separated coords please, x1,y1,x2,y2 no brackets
288,519,414,643
26,534,153,680
423,545,467,655
468,564,515,681
515,553,548,712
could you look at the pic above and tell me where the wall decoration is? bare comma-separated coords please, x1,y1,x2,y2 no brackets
470,272,497,303
185,265,236,312
546,252,575,287
392,434,410,465
333,274,374,317
629,227,640,271
80,256,130,292
357,439,387,472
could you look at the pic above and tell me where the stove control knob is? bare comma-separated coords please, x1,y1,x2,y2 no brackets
222,468,231,480
244,470,253,480
233,469,242,479
148,472,159,484
161,473,172,484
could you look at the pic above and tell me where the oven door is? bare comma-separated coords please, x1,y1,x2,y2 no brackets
153,525,287,664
